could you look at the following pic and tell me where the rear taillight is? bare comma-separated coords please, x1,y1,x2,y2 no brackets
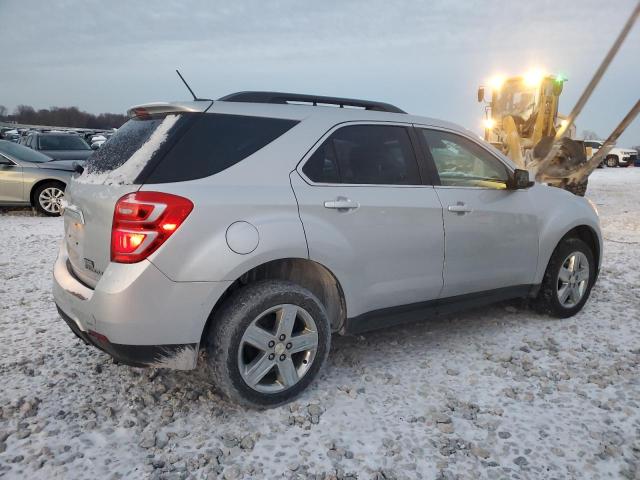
111,191,193,263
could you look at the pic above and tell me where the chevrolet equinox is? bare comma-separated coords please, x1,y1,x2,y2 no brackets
53,92,601,407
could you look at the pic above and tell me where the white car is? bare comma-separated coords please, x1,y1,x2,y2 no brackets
584,140,637,168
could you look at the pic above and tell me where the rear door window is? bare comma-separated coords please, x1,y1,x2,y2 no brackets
302,124,421,185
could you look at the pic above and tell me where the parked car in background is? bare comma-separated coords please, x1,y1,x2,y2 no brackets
90,134,108,150
1,129,20,143
0,140,76,215
585,140,638,167
24,131,93,161
53,92,602,408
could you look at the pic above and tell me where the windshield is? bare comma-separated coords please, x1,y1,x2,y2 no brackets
0,139,52,163
38,135,90,151
493,80,538,122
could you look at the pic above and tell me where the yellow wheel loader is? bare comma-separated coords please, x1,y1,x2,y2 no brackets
477,1,639,196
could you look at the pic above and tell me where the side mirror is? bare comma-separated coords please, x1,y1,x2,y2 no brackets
510,169,534,189
477,87,485,103
91,144,99,150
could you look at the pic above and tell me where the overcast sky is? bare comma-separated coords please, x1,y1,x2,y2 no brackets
1,0,638,145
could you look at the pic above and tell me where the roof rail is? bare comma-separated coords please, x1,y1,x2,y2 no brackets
218,91,407,114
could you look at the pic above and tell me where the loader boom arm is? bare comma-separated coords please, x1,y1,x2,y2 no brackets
530,1,640,182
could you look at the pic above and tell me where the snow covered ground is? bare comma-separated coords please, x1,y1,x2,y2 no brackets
0,168,639,480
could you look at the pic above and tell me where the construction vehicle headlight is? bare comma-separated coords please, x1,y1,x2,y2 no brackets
489,75,505,90
483,118,496,129
524,68,544,87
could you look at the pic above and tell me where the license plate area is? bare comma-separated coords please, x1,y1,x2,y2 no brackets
65,215,86,276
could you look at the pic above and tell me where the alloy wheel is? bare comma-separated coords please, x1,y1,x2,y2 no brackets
38,187,64,214
556,251,590,308
238,304,318,393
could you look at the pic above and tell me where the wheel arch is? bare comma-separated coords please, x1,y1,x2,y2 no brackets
563,225,600,270
29,178,66,207
200,257,347,346
537,224,601,287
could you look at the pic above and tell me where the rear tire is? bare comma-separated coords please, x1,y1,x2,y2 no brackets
533,237,595,318
206,280,331,409
605,155,619,168
33,181,65,216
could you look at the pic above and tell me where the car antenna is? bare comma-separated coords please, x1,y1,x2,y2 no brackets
176,69,202,101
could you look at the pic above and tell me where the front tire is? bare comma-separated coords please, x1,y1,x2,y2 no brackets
605,155,619,168
33,181,65,216
206,280,331,408
533,237,595,318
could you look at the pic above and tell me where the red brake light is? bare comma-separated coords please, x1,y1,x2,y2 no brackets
111,191,193,263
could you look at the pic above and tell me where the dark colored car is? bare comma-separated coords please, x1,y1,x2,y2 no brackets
24,132,93,161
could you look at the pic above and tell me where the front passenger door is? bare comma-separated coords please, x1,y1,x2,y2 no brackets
417,127,539,297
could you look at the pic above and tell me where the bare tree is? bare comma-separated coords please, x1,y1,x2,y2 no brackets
0,105,7,119
7,105,126,129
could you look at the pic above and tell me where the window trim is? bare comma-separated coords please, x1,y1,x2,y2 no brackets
413,125,516,190
296,121,430,188
0,153,17,166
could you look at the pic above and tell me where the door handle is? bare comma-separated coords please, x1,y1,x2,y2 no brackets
324,199,360,210
447,203,473,214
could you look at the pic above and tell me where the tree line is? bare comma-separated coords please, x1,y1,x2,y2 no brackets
0,104,127,129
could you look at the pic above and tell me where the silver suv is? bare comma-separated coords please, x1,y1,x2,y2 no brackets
53,92,602,408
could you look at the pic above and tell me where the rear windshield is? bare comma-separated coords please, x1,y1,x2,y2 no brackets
83,115,177,175
80,113,297,185
39,135,90,151
143,113,298,183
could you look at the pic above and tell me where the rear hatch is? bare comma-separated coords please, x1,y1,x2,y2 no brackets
63,100,300,288
64,111,189,288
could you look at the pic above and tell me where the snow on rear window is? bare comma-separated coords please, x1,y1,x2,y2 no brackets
77,114,180,186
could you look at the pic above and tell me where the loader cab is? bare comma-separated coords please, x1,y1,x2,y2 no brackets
479,73,566,146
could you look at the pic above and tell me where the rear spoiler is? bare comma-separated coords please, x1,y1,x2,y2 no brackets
127,101,213,118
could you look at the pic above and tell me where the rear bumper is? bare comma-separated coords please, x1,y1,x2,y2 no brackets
52,241,232,369
57,306,198,368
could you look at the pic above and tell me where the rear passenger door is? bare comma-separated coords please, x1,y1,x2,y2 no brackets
290,123,445,320
417,127,539,297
